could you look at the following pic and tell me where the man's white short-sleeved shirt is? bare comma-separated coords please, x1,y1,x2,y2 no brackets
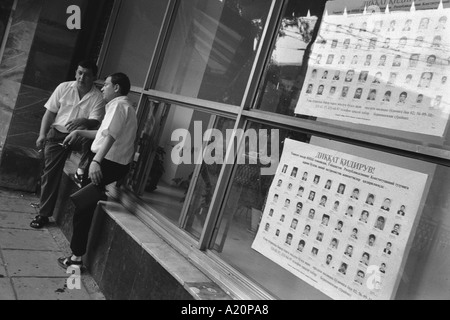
91,96,137,165
45,81,105,133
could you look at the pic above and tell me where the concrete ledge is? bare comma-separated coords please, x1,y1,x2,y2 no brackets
88,201,232,300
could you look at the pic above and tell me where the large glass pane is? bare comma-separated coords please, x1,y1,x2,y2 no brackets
258,0,327,115
100,0,170,87
134,104,233,227
257,0,450,151
211,121,449,300
154,0,272,105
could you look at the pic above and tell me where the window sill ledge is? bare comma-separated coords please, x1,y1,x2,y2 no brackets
97,200,233,300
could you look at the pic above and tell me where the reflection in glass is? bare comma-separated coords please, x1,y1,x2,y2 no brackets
137,105,217,226
101,0,169,87
154,0,272,104
258,0,327,115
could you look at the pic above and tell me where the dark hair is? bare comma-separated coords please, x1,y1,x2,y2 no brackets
78,60,98,77
109,72,131,96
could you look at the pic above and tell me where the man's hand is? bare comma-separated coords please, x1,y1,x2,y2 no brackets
66,118,88,132
62,131,79,148
89,161,103,185
36,135,46,150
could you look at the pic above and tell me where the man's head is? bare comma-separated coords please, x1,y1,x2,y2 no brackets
345,70,355,81
399,92,407,102
298,240,305,250
409,54,419,67
102,73,131,102
75,60,98,92
361,210,369,219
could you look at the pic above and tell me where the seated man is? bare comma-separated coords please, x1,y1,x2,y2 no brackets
57,72,137,269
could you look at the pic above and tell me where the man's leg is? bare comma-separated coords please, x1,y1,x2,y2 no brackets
70,200,99,257
68,160,130,259
37,129,70,220
74,138,94,187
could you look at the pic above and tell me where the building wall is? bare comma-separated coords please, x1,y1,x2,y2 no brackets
0,0,44,192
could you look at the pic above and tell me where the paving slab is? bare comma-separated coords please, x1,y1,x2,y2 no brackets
0,279,15,300
0,211,37,229
0,228,60,251
0,189,38,202
3,250,68,277
0,198,37,214
13,277,91,300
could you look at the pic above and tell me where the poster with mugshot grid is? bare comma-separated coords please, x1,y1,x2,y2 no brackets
251,139,428,300
295,0,450,137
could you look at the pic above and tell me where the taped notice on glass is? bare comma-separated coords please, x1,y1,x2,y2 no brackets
295,0,450,137
251,139,428,300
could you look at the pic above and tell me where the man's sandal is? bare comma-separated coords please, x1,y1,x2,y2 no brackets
57,256,83,270
30,215,49,229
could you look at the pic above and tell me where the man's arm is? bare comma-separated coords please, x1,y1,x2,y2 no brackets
89,135,116,185
62,129,98,147
36,110,57,149
66,118,100,132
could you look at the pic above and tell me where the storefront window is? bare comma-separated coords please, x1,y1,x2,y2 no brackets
100,0,170,87
154,0,272,105
210,121,450,300
256,0,450,151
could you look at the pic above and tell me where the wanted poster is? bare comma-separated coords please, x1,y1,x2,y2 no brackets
251,139,428,300
295,0,450,137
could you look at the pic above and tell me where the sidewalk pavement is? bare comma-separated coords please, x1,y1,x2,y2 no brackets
0,188,105,300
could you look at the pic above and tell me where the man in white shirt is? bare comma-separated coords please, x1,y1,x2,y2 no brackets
30,61,105,229
57,72,137,269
